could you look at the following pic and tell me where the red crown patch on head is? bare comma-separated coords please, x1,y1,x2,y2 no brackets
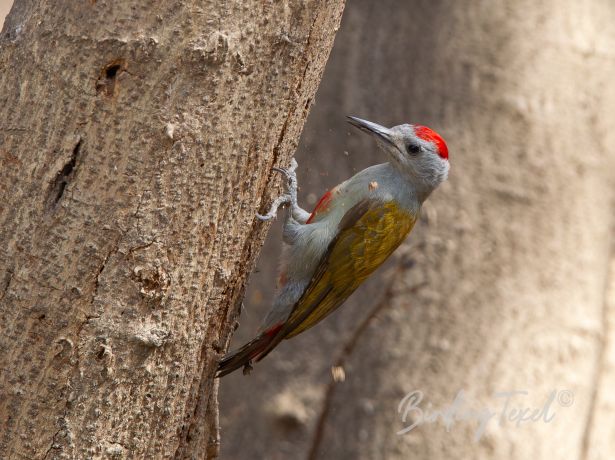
414,125,449,160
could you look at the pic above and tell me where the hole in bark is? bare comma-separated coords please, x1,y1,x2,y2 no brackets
96,347,105,359
38,314,46,320
105,64,121,79
96,59,126,97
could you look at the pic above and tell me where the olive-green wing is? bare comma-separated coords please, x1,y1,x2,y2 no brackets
256,198,417,361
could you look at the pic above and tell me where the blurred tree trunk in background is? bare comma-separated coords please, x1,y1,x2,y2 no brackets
0,1,344,458
220,0,615,459
0,1,11,29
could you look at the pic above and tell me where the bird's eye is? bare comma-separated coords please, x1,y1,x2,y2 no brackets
406,143,421,155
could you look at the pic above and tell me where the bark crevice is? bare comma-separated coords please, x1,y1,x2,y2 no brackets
47,137,82,208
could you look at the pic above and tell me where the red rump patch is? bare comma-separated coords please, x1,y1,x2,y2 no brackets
306,190,333,224
265,323,283,337
247,323,284,360
414,125,449,160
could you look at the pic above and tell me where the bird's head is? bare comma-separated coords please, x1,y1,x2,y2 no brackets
347,116,449,194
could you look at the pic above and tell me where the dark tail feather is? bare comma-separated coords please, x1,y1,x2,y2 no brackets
216,333,273,378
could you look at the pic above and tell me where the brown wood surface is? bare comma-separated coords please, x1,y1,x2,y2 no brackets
0,1,345,458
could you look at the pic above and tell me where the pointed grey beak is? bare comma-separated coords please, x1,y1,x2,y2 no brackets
346,116,397,149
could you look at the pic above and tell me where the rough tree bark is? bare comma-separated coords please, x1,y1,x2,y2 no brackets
0,1,344,458
220,0,615,459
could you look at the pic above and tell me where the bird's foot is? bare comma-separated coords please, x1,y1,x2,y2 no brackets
273,158,299,201
275,158,311,223
256,193,291,221
256,159,301,222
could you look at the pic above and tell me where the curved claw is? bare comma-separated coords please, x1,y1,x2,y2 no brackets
272,159,298,178
256,194,291,221
257,159,301,222
256,213,274,221
272,159,299,191
272,166,288,177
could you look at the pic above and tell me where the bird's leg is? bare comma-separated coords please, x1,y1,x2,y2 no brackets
256,158,310,223
282,214,302,245
275,158,311,224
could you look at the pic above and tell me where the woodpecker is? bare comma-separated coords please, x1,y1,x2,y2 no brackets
217,116,449,377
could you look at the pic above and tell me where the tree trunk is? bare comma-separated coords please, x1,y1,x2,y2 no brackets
219,0,615,459
0,1,11,29
0,1,344,458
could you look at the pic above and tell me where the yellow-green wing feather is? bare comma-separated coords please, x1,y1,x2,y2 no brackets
256,198,416,361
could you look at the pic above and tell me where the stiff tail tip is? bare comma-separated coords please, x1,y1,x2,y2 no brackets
242,361,253,375
215,332,272,378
